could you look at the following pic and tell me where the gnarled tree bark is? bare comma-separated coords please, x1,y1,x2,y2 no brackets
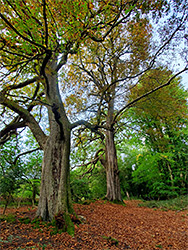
36,59,74,227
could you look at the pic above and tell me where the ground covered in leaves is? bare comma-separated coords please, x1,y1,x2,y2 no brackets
0,200,187,249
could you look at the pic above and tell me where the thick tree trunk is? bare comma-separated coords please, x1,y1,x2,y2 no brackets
105,129,122,201
36,130,73,220
36,60,74,231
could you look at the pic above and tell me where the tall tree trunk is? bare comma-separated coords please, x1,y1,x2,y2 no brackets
36,60,74,230
104,91,122,202
105,129,122,201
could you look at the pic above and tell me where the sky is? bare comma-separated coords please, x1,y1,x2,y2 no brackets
182,72,188,89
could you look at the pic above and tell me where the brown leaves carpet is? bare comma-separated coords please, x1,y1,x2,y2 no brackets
0,200,187,249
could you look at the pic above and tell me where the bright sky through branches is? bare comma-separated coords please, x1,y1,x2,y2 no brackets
182,72,188,88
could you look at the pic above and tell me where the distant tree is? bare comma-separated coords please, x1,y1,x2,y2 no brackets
16,132,43,206
67,18,151,202
128,68,188,198
0,136,23,214
65,1,188,201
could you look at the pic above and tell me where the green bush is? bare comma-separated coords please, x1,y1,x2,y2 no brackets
139,195,188,210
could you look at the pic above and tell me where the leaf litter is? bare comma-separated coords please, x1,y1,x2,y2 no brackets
0,200,187,249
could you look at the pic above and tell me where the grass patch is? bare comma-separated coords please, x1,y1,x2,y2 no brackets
108,199,126,206
18,217,31,224
102,236,119,246
77,198,98,205
0,214,17,223
138,196,188,211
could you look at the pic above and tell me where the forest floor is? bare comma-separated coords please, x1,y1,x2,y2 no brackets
0,200,187,250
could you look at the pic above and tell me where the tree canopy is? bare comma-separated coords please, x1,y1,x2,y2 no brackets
0,0,188,233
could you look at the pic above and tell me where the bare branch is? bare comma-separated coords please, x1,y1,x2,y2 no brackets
105,14,188,92
5,76,40,91
73,149,104,177
88,1,137,42
0,116,25,144
71,120,105,139
0,93,48,149
13,147,41,165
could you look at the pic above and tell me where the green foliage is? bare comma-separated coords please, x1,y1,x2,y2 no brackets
132,153,160,184
155,244,163,249
89,168,106,198
70,165,106,201
102,236,119,246
0,214,16,223
0,235,17,244
117,138,144,198
16,179,41,204
63,213,75,236
0,133,43,212
131,147,188,199
50,228,63,236
0,166,22,197
119,69,188,200
18,217,31,224
139,195,188,211
70,172,91,201
0,136,24,209
31,217,44,229
71,138,106,201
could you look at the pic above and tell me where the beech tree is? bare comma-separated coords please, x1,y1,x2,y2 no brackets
65,1,188,201
66,19,152,202
0,1,187,232
0,0,143,230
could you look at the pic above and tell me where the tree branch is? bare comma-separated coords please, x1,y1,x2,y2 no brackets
55,42,74,72
74,149,104,176
0,116,25,144
105,14,188,92
0,93,48,149
40,49,52,96
0,13,46,50
71,120,105,139
13,147,41,165
56,52,68,72
5,76,40,91
42,0,49,47
113,67,188,123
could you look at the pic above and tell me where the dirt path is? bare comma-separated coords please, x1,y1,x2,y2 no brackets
0,200,187,249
